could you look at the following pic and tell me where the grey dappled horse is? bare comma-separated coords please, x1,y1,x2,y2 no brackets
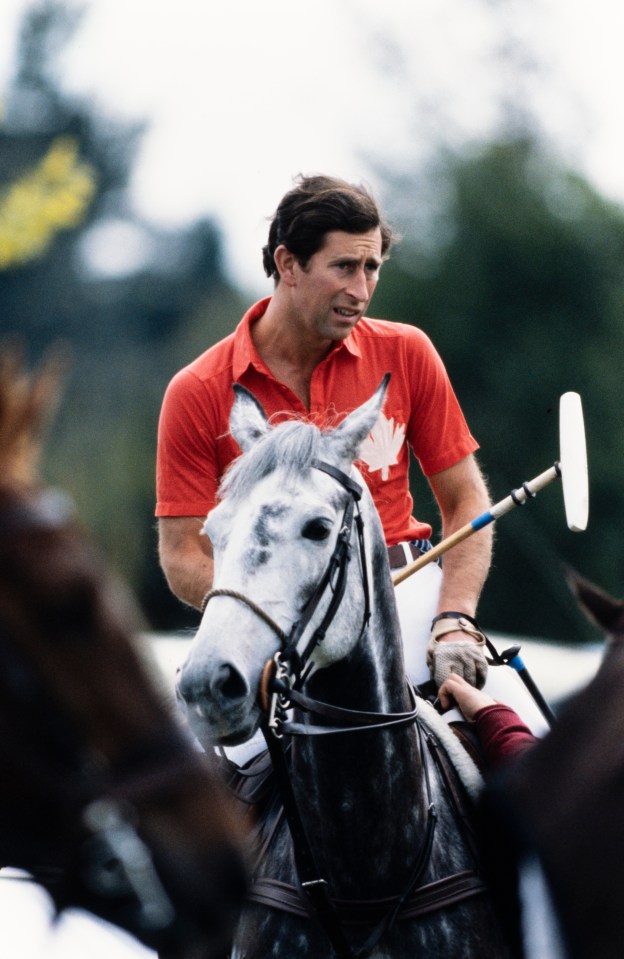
176,377,511,959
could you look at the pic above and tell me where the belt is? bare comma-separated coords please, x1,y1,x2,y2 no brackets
387,541,430,570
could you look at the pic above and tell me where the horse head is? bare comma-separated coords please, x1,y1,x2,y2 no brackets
0,349,247,956
176,375,393,748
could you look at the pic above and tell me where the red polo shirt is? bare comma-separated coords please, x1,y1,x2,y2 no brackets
156,298,478,544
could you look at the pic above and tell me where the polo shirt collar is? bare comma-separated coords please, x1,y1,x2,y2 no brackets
232,297,272,379
232,296,363,379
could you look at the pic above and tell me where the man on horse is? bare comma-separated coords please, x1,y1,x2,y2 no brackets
156,173,492,697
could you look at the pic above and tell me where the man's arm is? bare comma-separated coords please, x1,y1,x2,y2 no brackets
426,454,493,686
428,452,493,624
158,516,214,610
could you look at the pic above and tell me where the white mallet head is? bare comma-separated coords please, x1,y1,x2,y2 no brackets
559,392,589,532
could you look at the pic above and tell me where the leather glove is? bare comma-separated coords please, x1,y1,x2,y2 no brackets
426,614,488,689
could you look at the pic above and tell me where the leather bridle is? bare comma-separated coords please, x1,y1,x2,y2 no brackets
202,460,464,959
203,459,489,957
201,458,421,736
203,459,370,701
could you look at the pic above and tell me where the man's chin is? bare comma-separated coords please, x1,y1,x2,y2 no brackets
329,319,359,339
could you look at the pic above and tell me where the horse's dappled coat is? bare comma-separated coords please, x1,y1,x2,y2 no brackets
177,379,512,959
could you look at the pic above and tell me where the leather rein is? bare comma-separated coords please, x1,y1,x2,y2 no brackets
202,460,486,958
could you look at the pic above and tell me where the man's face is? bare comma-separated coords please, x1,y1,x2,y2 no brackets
290,228,383,343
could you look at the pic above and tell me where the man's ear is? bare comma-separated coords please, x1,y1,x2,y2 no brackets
273,245,298,287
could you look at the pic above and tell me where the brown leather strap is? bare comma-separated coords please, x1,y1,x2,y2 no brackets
248,869,488,923
387,542,423,569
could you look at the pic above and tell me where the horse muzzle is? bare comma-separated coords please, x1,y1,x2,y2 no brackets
176,657,260,747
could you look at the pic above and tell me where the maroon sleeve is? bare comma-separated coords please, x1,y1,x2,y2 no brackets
474,704,537,768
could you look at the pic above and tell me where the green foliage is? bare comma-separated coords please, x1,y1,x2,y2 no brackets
374,139,624,641
4,4,624,644
42,283,247,630
1,0,247,630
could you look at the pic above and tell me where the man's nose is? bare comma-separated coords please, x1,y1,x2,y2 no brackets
346,268,370,301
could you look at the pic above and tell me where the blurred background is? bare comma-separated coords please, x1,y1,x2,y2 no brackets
1,0,623,644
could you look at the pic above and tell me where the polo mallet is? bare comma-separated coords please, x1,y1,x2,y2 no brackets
393,392,589,724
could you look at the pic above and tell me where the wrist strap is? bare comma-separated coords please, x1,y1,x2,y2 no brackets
431,610,480,630
430,611,485,644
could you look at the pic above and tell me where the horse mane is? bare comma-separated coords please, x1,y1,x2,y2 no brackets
0,346,67,490
219,418,326,505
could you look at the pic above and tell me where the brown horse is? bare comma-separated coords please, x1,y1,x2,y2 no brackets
482,568,624,959
0,349,247,957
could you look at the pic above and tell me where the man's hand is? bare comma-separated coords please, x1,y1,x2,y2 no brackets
426,613,488,688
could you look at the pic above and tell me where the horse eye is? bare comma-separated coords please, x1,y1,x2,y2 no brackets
302,518,332,541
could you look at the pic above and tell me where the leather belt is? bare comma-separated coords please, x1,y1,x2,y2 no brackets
387,542,423,570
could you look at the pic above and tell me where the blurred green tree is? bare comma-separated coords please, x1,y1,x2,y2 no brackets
375,138,624,641
5,3,623,645
0,1,247,630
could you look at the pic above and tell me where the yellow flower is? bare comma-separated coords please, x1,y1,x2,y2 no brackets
0,135,97,269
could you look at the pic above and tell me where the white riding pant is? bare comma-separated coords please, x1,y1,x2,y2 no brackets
393,560,442,685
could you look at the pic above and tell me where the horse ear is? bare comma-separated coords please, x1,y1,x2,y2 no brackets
230,384,271,452
565,565,624,637
328,374,390,463
0,344,69,488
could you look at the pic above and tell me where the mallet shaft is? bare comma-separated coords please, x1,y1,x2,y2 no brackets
392,463,561,586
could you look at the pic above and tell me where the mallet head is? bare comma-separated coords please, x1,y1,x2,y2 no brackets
559,392,589,532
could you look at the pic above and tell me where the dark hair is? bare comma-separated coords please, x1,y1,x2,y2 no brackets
262,174,397,281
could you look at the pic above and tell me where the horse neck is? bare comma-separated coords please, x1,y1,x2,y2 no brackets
290,521,426,893
297,525,413,725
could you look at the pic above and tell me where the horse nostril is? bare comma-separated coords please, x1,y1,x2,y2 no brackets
212,664,248,703
176,668,201,708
